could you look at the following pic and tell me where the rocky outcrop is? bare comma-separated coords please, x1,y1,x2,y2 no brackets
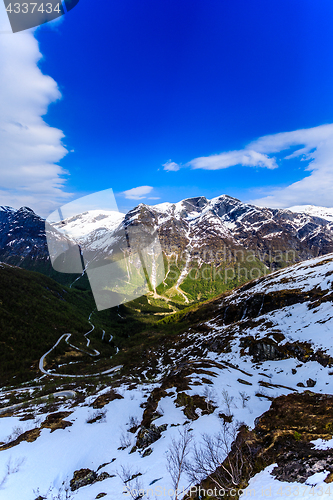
90,390,123,409
175,392,217,420
70,469,97,491
70,468,113,491
0,427,40,451
253,392,333,483
134,423,168,450
41,412,73,432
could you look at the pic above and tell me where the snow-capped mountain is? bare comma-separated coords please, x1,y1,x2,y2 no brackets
288,204,333,223
2,195,333,301
0,206,47,263
58,195,333,302
150,195,333,257
0,205,64,279
58,195,333,263
1,252,333,499
52,209,124,246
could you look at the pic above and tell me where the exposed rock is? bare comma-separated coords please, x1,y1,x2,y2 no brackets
19,413,35,421
0,427,40,451
70,468,97,491
90,390,123,409
255,392,333,484
218,412,233,423
237,378,252,386
135,423,168,449
96,472,113,481
142,447,153,457
325,472,333,483
306,378,316,387
86,410,106,424
70,467,114,491
201,377,213,384
96,459,115,471
41,412,73,432
253,341,283,361
272,455,333,483
175,392,217,420
140,387,168,428
190,392,333,499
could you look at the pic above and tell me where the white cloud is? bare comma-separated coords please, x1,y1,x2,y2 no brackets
186,149,277,170
247,124,333,208
0,6,70,216
121,186,154,200
163,123,333,208
163,149,276,172
163,160,181,172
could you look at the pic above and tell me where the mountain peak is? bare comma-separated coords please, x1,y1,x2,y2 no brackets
211,194,241,203
17,206,36,214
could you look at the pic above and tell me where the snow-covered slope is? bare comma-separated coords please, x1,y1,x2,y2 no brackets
1,253,333,499
288,204,333,223
52,209,125,252
204,252,333,356
53,210,124,241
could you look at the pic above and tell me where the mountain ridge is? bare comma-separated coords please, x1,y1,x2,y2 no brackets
2,195,333,304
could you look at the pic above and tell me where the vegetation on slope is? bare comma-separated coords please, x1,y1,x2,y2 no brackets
0,264,122,384
0,264,196,385
187,392,333,499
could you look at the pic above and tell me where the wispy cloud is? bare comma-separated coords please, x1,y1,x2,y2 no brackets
247,124,333,208
121,185,159,200
163,149,277,172
164,123,333,208
0,7,70,216
188,149,276,170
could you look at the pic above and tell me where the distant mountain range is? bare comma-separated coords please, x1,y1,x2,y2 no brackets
1,195,333,303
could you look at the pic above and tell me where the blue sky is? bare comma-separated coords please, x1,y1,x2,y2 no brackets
1,0,333,214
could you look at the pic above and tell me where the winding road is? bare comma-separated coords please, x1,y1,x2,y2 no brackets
38,313,122,378
0,390,77,415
